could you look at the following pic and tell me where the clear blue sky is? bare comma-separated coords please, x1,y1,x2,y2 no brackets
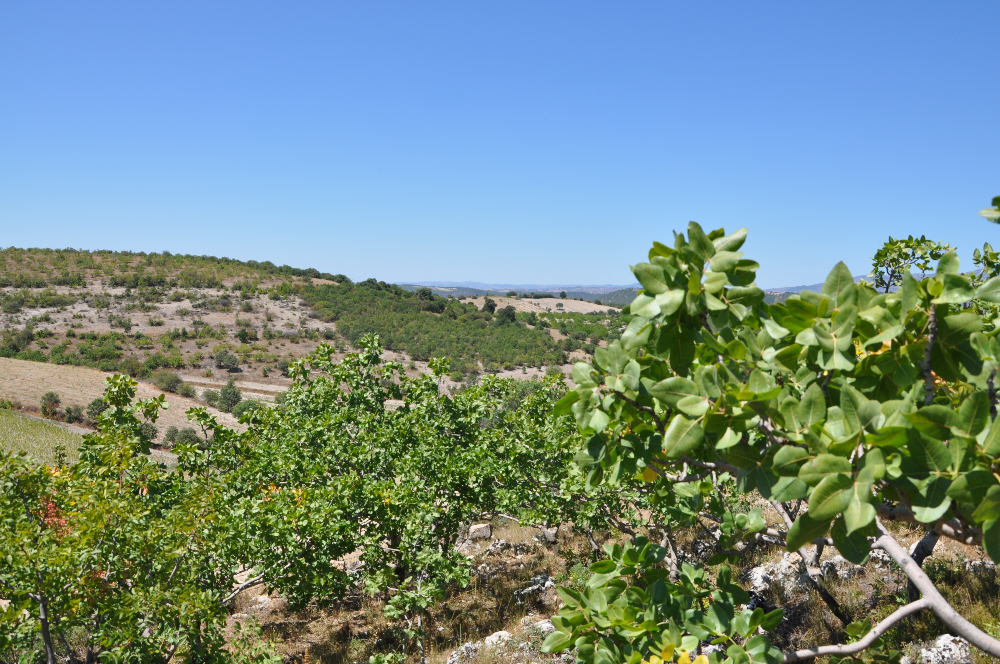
1,3,998,288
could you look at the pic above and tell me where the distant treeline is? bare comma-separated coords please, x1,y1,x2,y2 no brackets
0,247,349,289
303,281,620,373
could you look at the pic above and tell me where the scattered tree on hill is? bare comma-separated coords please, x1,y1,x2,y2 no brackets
481,296,497,314
39,392,60,418
494,305,518,326
866,235,950,293
218,379,242,413
214,349,241,372
86,397,109,421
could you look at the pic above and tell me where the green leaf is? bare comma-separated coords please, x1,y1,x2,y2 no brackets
649,377,698,408
553,391,580,417
572,363,598,388
808,473,854,520
911,476,953,523
796,383,827,429
589,560,616,574
772,446,811,477
632,263,670,295
933,273,974,305
936,250,960,275
728,286,765,305
984,519,1000,566
541,631,573,653
954,391,990,439
786,513,831,552
663,415,705,459
907,430,953,473
798,454,852,486
762,318,790,339
905,406,957,441
831,516,870,564
863,325,903,349
769,476,808,501
842,483,875,534
822,262,857,308
973,485,1000,523
688,221,716,258
946,470,998,504
713,227,748,253
975,276,1000,303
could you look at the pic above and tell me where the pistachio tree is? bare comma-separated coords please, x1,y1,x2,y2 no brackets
544,222,1000,663
0,376,271,663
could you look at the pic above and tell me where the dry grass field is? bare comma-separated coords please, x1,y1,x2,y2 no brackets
0,357,240,433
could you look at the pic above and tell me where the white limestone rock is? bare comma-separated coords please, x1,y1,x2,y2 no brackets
469,523,493,540
919,634,972,664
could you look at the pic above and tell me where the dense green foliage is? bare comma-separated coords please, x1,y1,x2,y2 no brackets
304,281,607,372
546,220,1000,664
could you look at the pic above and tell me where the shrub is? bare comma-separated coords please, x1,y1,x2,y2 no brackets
40,391,60,417
218,379,242,413
0,399,13,410
203,389,220,408
163,426,179,444
493,306,517,327
214,350,240,372
240,301,253,313
65,329,76,338
175,427,201,445
151,370,182,393
277,360,290,376
118,357,146,377
177,382,196,399
147,317,164,326
236,328,258,343
108,314,133,332
64,404,84,423
86,398,109,421
545,365,563,378
481,297,497,314
138,422,157,442
231,400,262,419
506,290,517,296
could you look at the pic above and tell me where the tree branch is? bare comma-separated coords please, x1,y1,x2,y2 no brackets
783,598,930,662
770,501,850,626
222,573,267,604
873,520,1000,658
876,503,981,546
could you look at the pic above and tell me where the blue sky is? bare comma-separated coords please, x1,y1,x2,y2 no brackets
1,3,998,288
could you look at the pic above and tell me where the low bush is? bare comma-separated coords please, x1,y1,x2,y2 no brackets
138,422,157,442
40,392,60,417
217,379,241,413
150,370,182,393
203,389,220,408
213,350,240,372
86,398,109,421
231,399,261,419
177,382,196,399
64,404,84,424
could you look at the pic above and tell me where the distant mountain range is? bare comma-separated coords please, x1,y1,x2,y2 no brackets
404,281,639,294
763,274,872,294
